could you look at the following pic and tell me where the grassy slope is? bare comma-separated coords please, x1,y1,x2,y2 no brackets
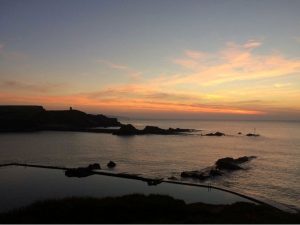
0,194,299,224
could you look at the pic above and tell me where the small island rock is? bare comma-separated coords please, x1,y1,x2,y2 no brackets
205,132,225,136
107,161,116,168
113,124,139,135
87,163,101,170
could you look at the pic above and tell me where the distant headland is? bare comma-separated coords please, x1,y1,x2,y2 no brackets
0,105,196,135
0,105,121,132
0,105,261,137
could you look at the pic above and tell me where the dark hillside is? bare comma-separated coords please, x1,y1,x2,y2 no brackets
0,106,121,132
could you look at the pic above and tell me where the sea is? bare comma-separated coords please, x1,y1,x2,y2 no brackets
0,119,299,209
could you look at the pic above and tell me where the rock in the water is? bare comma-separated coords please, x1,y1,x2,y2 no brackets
215,156,257,170
246,133,260,137
168,128,194,133
113,124,195,136
238,132,242,135
142,126,194,135
107,161,116,168
113,124,139,135
181,156,256,180
205,132,225,136
142,126,165,134
65,167,94,178
65,163,103,177
181,171,209,180
215,157,242,170
87,163,101,170
209,169,223,176
147,178,163,186
236,156,257,163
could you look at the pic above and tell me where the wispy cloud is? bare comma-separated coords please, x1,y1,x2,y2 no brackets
242,39,262,49
172,39,300,86
97,59,142,79
0,91,264,115
0,43,4,52
0,43,29,61
273,83,292,88
1,40,299,118
0,79,65,93
293,36,300,43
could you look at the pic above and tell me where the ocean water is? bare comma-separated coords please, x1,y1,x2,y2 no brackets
0,120,299,209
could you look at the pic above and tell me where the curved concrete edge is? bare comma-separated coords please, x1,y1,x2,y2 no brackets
0,163,298,214
164,179,299,214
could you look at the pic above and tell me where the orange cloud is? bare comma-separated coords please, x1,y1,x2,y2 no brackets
1,40,299,118
0,89,264,115
0,79,65,93
97,59,142,80
172,40,300,86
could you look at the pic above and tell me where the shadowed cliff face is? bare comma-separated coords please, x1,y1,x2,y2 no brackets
0,105,121,131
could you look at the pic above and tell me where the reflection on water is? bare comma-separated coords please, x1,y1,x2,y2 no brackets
0,120,299,208
0,166,253,213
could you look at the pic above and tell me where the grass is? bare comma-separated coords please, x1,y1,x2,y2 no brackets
0,194,299,224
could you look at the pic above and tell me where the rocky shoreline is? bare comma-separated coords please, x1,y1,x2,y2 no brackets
0,106,261,137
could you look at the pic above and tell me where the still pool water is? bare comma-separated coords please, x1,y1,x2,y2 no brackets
0,166,254,213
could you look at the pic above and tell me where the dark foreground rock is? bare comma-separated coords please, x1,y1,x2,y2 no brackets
0,194,299,223
113,124,196,136
181,156,256,180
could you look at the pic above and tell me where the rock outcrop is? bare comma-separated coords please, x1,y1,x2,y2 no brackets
65,163,101,178
113,124,196,136
181,156,256,180
215,157,243,170
181,170,210,180
246,133,260,137
204,132,225,136
112,124,139,135
87,163,101,170
107,161,116,168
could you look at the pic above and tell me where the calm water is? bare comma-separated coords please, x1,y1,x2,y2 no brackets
0,120,299,209
0,166,253,213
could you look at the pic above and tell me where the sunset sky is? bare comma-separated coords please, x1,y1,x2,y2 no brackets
1,0,300,119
